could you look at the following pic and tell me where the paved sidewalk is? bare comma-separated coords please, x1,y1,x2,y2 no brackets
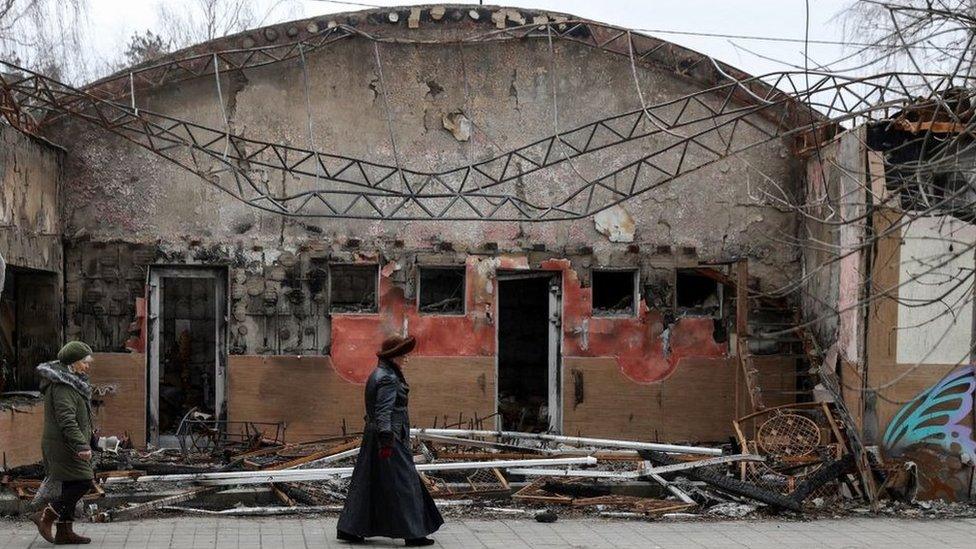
2,515,976,548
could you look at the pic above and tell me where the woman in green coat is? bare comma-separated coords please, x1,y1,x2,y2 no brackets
30,341,96,545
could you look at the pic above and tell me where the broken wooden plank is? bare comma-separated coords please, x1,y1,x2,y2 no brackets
271,484,297,507
267,440,360,470
640,450,802,512
512,476,576,504
96,470,146,480
571,495,695,515
647,473,695,504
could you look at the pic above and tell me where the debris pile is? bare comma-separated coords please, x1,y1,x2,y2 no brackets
1,403,955,522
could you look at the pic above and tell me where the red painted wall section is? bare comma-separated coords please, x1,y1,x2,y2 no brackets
124,295,147,354
541,259,727,384
330,257,496,383
330,255,726,385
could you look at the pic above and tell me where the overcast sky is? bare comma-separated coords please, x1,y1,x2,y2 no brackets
83,0,858,78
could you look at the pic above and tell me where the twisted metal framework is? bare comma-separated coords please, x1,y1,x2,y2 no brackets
1,17,974,220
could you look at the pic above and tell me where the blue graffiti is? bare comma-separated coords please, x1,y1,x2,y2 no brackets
883,365,976,458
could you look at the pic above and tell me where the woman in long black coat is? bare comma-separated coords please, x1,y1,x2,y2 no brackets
337,335,443,546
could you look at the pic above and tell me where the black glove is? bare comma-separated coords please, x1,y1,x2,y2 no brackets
378,431,395,459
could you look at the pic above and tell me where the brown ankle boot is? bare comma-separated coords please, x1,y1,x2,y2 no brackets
54,522,90,545
29,505,58,543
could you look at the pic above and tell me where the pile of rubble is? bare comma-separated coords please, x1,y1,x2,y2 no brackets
1,402,953,522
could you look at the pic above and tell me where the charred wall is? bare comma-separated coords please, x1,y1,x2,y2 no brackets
0,125,63,390
802,126,976,501
0,125,62,273
54,23,801,356
44,8,806,442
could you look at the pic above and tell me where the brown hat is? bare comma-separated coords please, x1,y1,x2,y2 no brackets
377,335,416,359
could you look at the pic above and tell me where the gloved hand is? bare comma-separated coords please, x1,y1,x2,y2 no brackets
90,430,100,453
378,432,394,460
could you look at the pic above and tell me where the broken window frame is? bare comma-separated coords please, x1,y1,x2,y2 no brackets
590,268,640,318
416,265,467,316
674,268,724,319
328,263,380,315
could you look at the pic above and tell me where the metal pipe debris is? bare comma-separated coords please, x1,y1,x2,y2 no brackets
106,456,599,485
410,428,722,456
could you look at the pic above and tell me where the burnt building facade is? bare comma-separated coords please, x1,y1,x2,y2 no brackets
2,6,807,455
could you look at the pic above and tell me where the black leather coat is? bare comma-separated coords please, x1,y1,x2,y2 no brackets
364,359,410,444
337,359,443,539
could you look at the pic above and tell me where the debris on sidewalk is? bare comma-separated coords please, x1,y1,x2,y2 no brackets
4,405,968,523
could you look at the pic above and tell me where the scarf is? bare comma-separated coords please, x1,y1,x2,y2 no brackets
36,360,92,400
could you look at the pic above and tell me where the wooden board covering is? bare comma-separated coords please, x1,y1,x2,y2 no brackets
89,353,147,447
563,356,738,442
227,355,495,442
404,356,495,428
0,401,44,468
864,209,965,436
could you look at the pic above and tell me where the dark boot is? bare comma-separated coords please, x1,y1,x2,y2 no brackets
29,505,58,543
54,522,90,545
337,529,366,544
405,538,435,547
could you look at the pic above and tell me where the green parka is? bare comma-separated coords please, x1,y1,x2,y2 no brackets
37,361,94,481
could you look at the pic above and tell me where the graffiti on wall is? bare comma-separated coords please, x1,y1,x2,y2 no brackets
883,365,976,457
882,364,976,501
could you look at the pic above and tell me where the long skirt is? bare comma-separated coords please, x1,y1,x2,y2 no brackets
337,429,444,539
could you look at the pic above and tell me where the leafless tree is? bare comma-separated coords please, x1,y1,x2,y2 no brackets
155,0,297,50
842,0,976,77
0,0,88,82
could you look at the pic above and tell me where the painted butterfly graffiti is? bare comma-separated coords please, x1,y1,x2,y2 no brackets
882,365,976,459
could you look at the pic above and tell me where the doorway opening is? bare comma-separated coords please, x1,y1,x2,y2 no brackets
496,272,561,433
147,267,227,447
0,266,60,392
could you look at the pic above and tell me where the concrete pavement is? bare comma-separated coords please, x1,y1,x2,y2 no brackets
3,515,976,548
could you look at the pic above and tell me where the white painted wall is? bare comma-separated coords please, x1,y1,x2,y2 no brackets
897,216,976,365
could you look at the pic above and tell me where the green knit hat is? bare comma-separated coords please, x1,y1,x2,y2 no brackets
58,341,93,365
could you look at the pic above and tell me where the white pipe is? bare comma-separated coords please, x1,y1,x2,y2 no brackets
108,456,598,485
410,428,722,456
293,448,360,470
506,468,640,479
641,453,764,475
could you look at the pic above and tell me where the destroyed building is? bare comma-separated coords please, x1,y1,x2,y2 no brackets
1,5,974,503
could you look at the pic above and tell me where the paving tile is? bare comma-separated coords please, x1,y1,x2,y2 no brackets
3,515,976,547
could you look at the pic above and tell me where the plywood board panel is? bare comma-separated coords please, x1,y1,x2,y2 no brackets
0,401,44,468
867,208,903,367
866,210,972,440
403,356,495,428
228,355,361,442
869,361,960,434
90,352,146,447
227,355,497,442
563,356,737,443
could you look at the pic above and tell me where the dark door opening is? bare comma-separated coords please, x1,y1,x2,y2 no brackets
158,276,217,435
0,266,60,392
148,267,227,447
497,273,560,432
